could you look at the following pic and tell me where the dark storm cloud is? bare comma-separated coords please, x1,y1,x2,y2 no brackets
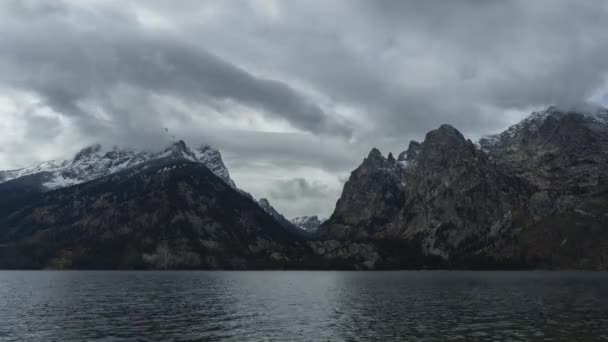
269,178,329,202
3,0,608,144
2,0,608,216
200,0,608,137
0,0,352,146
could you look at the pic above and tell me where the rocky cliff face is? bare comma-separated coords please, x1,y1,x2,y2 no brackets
319,106,608,269
479,105,608,193
478,106,608,268
320,124,530,260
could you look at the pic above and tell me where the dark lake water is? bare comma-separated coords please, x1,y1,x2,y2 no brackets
1,271,608,341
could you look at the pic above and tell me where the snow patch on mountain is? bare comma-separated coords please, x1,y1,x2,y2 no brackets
0,160,69,183
478,104,608,152
194,145,236,188
0,140,237,190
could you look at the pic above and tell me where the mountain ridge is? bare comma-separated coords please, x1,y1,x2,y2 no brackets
318,104,608,269
0,140,237,191
0,158,310,269
1,105,607,269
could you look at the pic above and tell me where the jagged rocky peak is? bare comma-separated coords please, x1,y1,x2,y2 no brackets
398,141,421,161
423,124,471,151
361,148,398,170
194,145,236,188
397,140,422,168
160,140,198,161
321,110,608,269
0,139,237,190
432,123,464,137
408,124,480,172
319,144,408,239
322,121,528,251
479,104,608,153
366,148,384,161
477,104,608,194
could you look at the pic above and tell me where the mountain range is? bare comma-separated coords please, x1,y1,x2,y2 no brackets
1,105,607,269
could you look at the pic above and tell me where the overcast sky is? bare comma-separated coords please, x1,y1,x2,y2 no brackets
1,0,608,218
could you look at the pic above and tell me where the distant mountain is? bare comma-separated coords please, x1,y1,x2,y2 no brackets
291,216,324,232
319,105,608,270
0,140,236,191
258,198,314,239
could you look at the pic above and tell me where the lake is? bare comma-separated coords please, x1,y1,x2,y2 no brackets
1,271,607,341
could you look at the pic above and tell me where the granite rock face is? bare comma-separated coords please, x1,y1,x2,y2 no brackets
320,124,530,262
320,106,608,269
478,106,608,268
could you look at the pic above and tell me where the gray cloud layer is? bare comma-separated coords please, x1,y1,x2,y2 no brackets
270,178,329,201
0,0,352,143
1,0,608,217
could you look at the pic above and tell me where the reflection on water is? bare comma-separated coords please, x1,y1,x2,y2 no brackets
1,271,607,341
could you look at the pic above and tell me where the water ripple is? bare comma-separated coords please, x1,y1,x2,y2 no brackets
1,271,608,341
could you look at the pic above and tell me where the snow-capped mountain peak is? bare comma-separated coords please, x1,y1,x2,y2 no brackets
0,140,236,190
478,104,608,152
158,140,198,162
193,145,236,188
